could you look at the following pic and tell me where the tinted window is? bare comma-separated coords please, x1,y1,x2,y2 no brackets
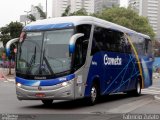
76,24,91,40
91,26,127,55
145,39,152,55
130,34,151,56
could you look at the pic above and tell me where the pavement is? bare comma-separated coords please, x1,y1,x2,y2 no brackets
147,72,160,101
0,67,15,82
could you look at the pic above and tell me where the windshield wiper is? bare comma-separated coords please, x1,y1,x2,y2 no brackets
26,46,36,74
40,49,55,76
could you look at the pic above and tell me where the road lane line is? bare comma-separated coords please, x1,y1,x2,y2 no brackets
149,86,160,90
142,91,160,95
142,89,160,94
3,81,8,83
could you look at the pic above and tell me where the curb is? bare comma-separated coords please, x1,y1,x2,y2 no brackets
154,95,160,101
2,73,15,83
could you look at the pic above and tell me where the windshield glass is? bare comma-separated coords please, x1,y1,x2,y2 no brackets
17,29,74,77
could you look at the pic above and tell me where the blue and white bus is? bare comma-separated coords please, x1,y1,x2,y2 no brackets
6,16,153,105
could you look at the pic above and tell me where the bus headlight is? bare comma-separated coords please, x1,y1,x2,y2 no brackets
61,80,72,87
62,82,68,86
16,83,22,87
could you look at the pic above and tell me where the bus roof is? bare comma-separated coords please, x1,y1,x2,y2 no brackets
24,16,150,39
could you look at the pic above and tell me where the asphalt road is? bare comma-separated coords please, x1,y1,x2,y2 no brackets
1,79,160,120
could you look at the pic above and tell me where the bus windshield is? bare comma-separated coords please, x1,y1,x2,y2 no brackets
17,29,74,78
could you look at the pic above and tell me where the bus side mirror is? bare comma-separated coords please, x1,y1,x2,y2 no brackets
6,38,19,57
69,33,84,54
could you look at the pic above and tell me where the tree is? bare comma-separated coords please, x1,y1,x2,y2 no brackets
27,6,46,22
35,6,46,19
8,22,23,39
62,5,71,16
0,26,11,47
27,14,36,22
62,7,88,16
0,22,23,75
93,7,155,39
70,8,88,16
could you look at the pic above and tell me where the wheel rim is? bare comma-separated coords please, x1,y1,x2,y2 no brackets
137,82,141,94
91,86,97,103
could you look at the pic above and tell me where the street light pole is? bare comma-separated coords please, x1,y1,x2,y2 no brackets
24,10,31,25
46,0,47,18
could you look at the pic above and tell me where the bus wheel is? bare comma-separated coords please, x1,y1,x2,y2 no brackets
134,80,141,96
87,84,98,105
128,80,141,96
41,100,53,106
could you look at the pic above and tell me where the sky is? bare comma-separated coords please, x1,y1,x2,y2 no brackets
0,0,128,27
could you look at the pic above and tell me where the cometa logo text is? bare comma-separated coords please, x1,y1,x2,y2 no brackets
104,54,122,66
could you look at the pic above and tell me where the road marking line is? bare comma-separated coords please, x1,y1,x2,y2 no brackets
154,95,160,101
142,89,160,93
107,98,152,113
142,91,160,95
142,88,160,94
4,81,8,82
7,79,15,82
149,86,160,90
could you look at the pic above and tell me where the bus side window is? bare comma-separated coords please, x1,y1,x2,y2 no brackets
122,35,132,53
145,39,152,56
82,40,89,63
91,27,101,55
74,39,89,69
74,24,91,69
109,31,127,53
91,26,107,55
74,40,83,68
91,27,126,55
131,35,144,55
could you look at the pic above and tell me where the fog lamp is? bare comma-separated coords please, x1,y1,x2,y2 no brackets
16,83,22,87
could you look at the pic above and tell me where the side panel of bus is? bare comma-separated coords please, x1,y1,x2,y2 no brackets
129,34,153,88
84,26,142,96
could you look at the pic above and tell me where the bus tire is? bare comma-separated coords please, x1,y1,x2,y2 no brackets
87,84,98,105
133,80,141,96
128,80,141,96
41,100,53,106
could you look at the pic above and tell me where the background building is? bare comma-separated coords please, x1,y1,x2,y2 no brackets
128,0,140,13
20,3,44,24
31,3,44,20
52,0,120,17
129,0,160,39
103,0,120,8
52,0,71,18
70,0,103,14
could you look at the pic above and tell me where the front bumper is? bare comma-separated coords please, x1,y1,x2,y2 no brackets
16,80,75,100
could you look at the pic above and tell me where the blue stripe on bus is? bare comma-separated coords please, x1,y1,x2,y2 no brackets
112,71,139,93
23,23,74,31
16,74,75,86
